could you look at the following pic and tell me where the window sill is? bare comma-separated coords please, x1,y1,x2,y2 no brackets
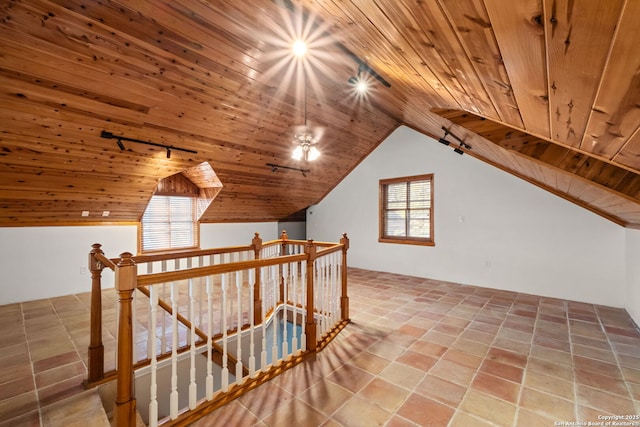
378,238,435,247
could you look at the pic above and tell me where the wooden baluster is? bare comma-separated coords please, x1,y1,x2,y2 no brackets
282,263,289,359
87,243,104,383
235,271,243,385
305,240,317,352
198,256,204,329
205,276,214,400
252,233,263,325
114,252,137,427
300,260,307,352
146,263,154,361
148,286,158,427
340,233,350,321
334,252,340,325
170,282,179,420
260,266,268,370
248,268,256,377
270,266,278,365
161,260,167,355
221,273,229,392
318,256,326,337
291,261,298,354
188,278,197,410
132,282,138,364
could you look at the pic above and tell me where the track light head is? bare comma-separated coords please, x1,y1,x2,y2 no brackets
116,139,125,150
440,127,472,155
166,148,171,159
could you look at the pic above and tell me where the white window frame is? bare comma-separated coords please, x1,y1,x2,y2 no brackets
140,195,199,253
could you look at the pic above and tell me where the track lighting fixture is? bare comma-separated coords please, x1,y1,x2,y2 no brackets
438,131,451,146
346,57,391,88
348,64,370,93
439,127,472,155
101,131,197,157
266,163,310,177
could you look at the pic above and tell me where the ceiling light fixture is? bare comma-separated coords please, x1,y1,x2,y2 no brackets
292,39,307,57
292,45,320,162
101,131,197,157
348,64,369,93
439,127,472,155
439,130,451,146
273,0,391,89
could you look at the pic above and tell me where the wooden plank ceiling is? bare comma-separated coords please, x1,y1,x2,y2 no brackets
0,0,639,227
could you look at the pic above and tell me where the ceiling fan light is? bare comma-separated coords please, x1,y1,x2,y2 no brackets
292,145,304,160
308,146,320,161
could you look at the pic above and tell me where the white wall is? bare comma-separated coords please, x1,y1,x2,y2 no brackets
307,126,628,308
626,228,640,326
0,225,137,305
278,221,306,241
200,222,278,247
0,222,279,305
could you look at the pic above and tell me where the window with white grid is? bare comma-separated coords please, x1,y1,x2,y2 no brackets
379,174,434,246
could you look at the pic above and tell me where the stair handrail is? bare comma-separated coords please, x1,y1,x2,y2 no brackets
87,232,350,427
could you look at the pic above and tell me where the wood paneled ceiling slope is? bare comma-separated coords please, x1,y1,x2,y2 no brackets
1,0,639,227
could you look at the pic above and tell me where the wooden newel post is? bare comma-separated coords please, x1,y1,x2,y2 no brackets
304,240,317,352
340,233,350,321
114,252,137,427
251,233,263,324
279,230,288,302
280,230,289,254
87,243,105,383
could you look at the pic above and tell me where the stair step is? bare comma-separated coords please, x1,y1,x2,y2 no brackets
98,380,145,427
40,388,110,427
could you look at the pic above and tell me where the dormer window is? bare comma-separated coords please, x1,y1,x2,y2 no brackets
139,162,222,253
141,195,197,252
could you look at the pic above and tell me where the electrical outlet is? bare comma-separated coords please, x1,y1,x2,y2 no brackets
80,266,88,275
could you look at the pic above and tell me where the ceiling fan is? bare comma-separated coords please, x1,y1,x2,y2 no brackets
291,65,322,162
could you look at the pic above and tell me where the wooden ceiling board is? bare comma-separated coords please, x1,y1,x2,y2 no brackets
544,0,624,147
298,0,457,109
0,0,639,228
439,0,524,127
370,0,497,117
582,0,640,160
483,0,550,138
616,134,640,172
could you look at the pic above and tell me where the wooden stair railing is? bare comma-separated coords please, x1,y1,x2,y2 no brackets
86,236,265,386
87,232,350,427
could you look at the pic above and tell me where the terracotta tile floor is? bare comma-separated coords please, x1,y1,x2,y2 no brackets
1,267,640,426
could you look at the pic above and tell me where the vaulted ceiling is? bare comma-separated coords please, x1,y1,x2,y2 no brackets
1,0,639,227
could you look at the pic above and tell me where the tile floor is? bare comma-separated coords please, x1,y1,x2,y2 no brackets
1,268,639,426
